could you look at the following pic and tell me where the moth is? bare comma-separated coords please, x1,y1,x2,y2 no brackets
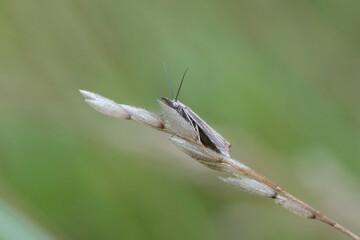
161,64,231,157
80,68,357,240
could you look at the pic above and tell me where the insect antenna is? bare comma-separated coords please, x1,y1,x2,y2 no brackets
163,62,174,99
175,68,188,101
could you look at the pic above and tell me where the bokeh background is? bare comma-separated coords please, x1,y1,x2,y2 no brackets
0,0,359,239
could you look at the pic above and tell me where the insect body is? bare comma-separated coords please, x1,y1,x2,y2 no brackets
161,97,231,157
161,65,230,157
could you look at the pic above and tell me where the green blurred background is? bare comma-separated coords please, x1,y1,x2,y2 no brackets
0,0,359,239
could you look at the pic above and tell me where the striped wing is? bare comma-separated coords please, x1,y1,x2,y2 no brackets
181,103,231,157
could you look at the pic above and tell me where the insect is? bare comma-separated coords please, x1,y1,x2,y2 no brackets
161,64,231,157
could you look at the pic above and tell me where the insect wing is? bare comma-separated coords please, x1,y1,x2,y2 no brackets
180,102,231,157
158,100,198,141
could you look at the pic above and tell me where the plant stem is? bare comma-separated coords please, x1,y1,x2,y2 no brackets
171,129,359,239
221,156,360,240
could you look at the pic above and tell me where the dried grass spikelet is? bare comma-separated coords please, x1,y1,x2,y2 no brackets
80,89,360,240
274,195,315,219
169,136,217,162
80,90,130,118
80,90,164,129
169,136,251,176
219,176,277,198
